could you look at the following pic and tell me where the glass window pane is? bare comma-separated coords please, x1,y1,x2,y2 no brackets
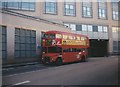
82,25,87,31
83,7,86,11
45,1,56,14
76,25,82,31
70,5,73,9
31,51,36,57
65,4,69,8
2,43,6,51
31,37,36,43
98,26,103,32
20,29,26,36
15,28,20,35
20,44,26,50
0,1,2,7
29,2,35,10
31,44,36,51
15,36,20,43
93,26,98,32
20,51,26,58
2,51,7,58
22,2,29,10
2,35,6,43
15,51,20,58
20,36,26,43
26,37,31,43
70,24,76,31
26,44,31,50
64,2,75,16
31,30,36,37
103,26,108,32
88,25,92,31
2,26,6,34
26,51,31,57
26,30,31,36
15,43,20,50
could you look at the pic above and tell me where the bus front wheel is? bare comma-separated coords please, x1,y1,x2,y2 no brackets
55,58,63,66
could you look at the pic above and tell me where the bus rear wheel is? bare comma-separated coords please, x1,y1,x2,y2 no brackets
81,56,86,62
55,58,63,66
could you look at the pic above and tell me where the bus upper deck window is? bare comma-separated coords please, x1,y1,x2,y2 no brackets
44,34,49,38
49,34,55,38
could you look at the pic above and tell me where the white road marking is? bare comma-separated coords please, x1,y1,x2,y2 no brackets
3,66,62,77
3,67,51,77
13,81,30,85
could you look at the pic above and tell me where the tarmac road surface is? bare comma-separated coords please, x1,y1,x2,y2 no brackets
2,56,118,86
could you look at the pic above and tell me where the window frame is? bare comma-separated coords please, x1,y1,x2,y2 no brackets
44,0,57,14
82,1,93,18
111,1,119,21
98,0,107,20
1,0,35,11
64,1,76,16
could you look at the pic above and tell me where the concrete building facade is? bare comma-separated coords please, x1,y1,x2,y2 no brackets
0,0,119,64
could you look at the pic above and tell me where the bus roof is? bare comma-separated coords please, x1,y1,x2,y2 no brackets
45,30,88,38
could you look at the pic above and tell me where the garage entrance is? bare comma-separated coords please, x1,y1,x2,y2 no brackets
88,39,108,57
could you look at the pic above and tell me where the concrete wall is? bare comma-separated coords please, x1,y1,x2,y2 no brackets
1,12,71,64
1,1,119,64
38,1,118,55
0,11,2,86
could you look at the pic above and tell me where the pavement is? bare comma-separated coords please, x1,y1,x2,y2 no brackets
2,62,39,68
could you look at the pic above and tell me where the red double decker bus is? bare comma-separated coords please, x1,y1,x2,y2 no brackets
41,30,89,65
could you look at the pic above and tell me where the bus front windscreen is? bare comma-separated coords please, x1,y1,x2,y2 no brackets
42,47,47,53
48,47,62,53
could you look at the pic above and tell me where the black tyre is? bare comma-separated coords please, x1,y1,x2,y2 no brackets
55,58,63,66
81,56,86,62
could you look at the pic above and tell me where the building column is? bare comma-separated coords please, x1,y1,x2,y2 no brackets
0,26,2,87
7,26,15,63
0,13,2,86
36,30,41,58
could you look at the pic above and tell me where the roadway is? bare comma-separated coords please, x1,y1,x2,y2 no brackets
2,56,119,86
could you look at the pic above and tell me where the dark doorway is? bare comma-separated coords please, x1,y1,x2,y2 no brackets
88,39,108,57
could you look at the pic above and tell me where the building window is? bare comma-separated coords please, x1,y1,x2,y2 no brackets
112,27,119,39
111,1,119,20
97,26,108,32
112,27,119,33
93,26,98,32
64,23,76,31
64,0,76,16
1,0,35,11
98,26,103,32
0,26,7,59
44,0,57,14
15,28,36,58
82,25,87,31
82,24,92,32
98,0,107,19
76,25,82,31
0,1,2,7
113,41,120,53
82,0,92,18
103,26,108,33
